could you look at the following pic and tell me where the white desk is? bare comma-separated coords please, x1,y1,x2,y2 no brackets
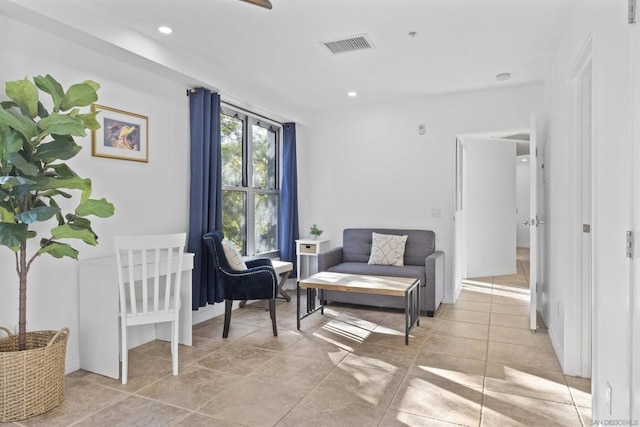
78,253,194,379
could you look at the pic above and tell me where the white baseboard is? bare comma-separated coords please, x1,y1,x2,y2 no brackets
66,355,80,373
445,279,463,304
443,291,457,304
548,320,565,373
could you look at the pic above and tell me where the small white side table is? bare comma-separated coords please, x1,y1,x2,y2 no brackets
296,238,330,280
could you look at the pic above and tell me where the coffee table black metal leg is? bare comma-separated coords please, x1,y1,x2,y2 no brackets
296,281,301,330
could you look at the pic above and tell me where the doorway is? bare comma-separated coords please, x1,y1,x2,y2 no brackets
454,130,532,295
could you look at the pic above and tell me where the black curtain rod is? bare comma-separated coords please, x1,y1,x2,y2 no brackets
221,101,283,127
187,88,284,126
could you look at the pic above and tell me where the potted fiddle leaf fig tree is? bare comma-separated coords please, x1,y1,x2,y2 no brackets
0,75,115,422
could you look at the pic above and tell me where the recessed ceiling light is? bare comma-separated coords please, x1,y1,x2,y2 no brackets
347,91,357,97
158,26,173,35
496,72,511,81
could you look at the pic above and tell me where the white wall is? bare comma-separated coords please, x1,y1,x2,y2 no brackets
516,156,530,248
300,85,544,303
0,16,190,372
543,0,634,420
463,137,516,278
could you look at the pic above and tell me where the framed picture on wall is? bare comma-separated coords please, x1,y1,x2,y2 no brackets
91,104,149,162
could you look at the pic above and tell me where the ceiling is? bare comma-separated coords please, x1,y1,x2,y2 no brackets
1,0,573,122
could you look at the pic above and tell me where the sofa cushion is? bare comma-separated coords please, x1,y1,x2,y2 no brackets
368,232,408,266
326,262,426,287
343,228,435,266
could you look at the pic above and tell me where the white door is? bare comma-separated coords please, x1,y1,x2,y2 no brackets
529,114,542,331
579,63,592,376
464,137,517,278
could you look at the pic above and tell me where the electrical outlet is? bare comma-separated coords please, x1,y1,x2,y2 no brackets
431,207,441,217
605,382,612,415
419,124,426,135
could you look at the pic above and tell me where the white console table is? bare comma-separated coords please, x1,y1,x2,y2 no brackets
78,253,194,379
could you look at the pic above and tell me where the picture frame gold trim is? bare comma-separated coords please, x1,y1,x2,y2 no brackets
91,104,149,163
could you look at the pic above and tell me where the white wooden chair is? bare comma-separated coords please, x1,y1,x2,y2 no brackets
114,233,186,384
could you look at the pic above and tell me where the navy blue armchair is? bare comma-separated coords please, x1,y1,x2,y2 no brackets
202,231,278,338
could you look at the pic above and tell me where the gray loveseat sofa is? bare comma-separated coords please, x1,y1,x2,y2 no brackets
317,228,444,316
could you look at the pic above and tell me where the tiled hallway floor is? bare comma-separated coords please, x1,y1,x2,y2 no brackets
7,251,592,426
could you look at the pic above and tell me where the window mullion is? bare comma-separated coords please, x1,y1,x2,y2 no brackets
245,117,255,256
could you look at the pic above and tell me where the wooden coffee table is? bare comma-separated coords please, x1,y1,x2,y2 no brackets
297,272,420,345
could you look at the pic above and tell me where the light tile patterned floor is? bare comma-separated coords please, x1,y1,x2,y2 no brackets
8,249,592,426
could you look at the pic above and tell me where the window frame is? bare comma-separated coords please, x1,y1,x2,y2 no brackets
221,105,281,258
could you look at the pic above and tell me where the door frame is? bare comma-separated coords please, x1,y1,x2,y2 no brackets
565,36,593,378
630,20,640,421
453,129,529,297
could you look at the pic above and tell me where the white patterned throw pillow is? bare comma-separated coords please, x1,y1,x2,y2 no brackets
368,232,408,266
221,238,247,271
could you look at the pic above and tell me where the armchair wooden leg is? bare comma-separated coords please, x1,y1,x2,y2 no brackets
223,300,233,338
269,298,277,337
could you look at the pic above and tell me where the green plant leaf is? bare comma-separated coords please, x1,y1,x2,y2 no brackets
0,108,38,141
0,126,23,165
61,82,98,110
34,75,65,111
38,113,86,137
0,222,27,249
0,205,14,222
38,240,79,259
6,78,39,117
39,176,90,192
83,80,100,92
77,111,101,131
39,189,72,199
76,198,115,218
7,152,38,176
47,197,65,225
15,206,59,224
51,223,97,245
34,138,82,161
0,101,18,109
0,176,36,189
47,163,77,178
37,102,49,119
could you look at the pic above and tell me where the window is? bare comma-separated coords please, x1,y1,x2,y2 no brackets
221,107,280,256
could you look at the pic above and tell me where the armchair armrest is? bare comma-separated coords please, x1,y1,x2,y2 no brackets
318,247,343,272
245,258,273,269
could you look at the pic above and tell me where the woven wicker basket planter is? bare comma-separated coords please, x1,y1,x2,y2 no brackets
0,326,69,422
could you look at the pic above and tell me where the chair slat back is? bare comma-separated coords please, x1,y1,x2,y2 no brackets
114,233,186,320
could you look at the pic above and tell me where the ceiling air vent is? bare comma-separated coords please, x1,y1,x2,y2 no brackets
322,34,374,54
